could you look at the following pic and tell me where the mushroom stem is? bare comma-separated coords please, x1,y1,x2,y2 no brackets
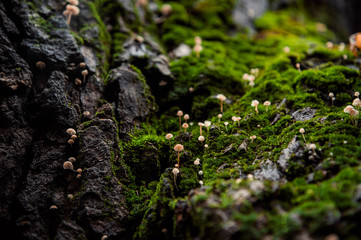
266,106,269,112
179,116,181,132
301,133,306,143
177,150,180,166
255,106,258,114
184,128,187,133
220,100,223,113
67,13,72,25
200,126,202,136
174,174,179,191
237,120,240,127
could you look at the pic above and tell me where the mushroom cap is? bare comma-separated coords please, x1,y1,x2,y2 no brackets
344,105,354,113
283,46,290,53
77,168,82,173
66,128,76,135
216,94,226,101
83,111,90,116
199,180,204,185
204,144,208,148
68,194,74,199
166,133,173,140
352,98,361,107
182,123,189,129
251,100,259,107
224,122,229,126
67,0,79,5
50,205,58,210
68,157,76,162
299,128,305,133
194,36,202,45
198,170,203,175
177,110,183,116
308,143,316,150
329,92,334,97
248,75,255,81
263,101,271,106
243,73,250,80
250,135,256,140
198,122,205,127
36,61,46,69
174,144,184,151
231,116,237,121
63,161,74,170
184,114,190,120
217,114,222,118
161,4,172,15
235,117,241,121
68,139,75,145
204,121,211,127
101,235,108,240
198,136,205,142
172,168,179,174
66,4,80,15
81,69,88,76
194,159,200,165
355,92,360,97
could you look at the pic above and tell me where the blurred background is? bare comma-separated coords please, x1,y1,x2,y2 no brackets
233,0,361,40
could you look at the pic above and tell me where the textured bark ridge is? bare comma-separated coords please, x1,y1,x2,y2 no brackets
0,0,162,239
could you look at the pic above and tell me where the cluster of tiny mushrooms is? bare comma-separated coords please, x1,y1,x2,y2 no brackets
166,35,361,190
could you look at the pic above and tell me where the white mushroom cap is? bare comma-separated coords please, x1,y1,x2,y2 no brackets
352,98,361,107
355,92,360,97
172,168,179,174
67,0,79,5
350,108,359,117
344,105,354,113
250,135,256,140
231,116,237,121
217,114,222,118
198,136,205,142
308,143,316,150
182,123,189,129
66,4,80,15
177,110,183,116
198,122,205,127
184,114,190,120
194,36,202,45
166,133,173,140
194,158,200,165
193,44,203,52
66,128,76,135
198,170,203,175
251,100,259,107
263,101,271,106
216,94,227,101
224,122,229,126
174,144,184,151
204,121,211,127
329,92,334,98
299,128,305,133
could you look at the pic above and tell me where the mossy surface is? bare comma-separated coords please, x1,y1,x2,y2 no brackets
88,0,361,239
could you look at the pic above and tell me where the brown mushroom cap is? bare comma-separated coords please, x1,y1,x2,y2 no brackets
66,4,80,15
176,110,183,116
63,161,74,170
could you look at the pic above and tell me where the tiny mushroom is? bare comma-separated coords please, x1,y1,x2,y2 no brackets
68,139,75,145
36,61,46,70
355,92,360,98
161,4,172,16
194,36,202,45
177,110,183,132
68,157,76,163
198,170,204,175
67,0,79,5
250,135,256,143
66,128,76,136
63,4,80,25
81,70,88,82
174,144,184,167
198,136,205,145
296,63,301,72
251,100,259,114
50,205,58,210
63,161,74,170
299,128,306,143
194,158,200,165
184,114,190,123
224,122,229,131
166,133,173,144
263,101,271,112
75,78,82,85
182,123,189,132
204,121,211,132
216,94,227,113
217,114,222,123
